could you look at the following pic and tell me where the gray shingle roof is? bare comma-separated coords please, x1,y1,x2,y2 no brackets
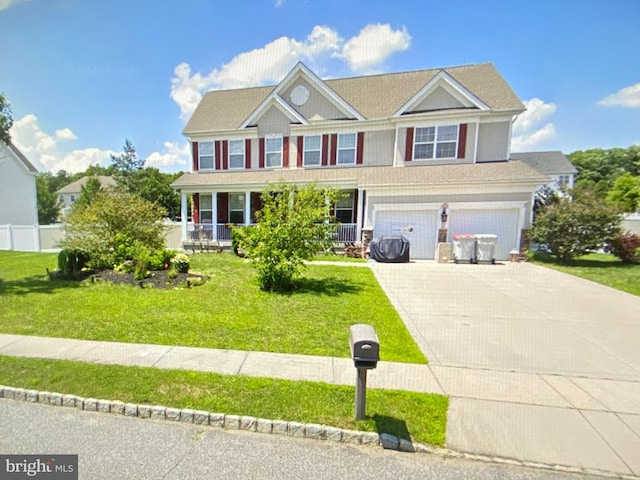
171,161,548,191
57,175,116,194
183,63,524,135
510,151,578,175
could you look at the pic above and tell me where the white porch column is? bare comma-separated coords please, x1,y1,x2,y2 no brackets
356,188,364,242
212,192,218,241
180,193,188,240
244,191,251,225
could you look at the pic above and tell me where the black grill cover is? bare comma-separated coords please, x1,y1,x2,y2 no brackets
369,235,410,263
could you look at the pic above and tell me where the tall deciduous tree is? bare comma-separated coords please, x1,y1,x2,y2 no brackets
0,93,13,145
233,183,338,292
135,167,182,220
607,173,640,213
72,176,104,211
35,174,62,224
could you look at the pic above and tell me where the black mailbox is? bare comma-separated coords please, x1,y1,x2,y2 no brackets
349,324,380,369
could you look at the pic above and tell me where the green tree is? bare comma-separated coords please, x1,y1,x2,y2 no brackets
72,176,104,211
0,93,13,144
233,183,339,292
111,139,144,193
531,187,621,262
607,173,640,213
569,145,640,198
135,167,182,220
35,174,62,224
61,190,167,269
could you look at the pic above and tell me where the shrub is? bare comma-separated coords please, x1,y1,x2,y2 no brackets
132,242,151,280
171,253,190,273
531,188,621,262
610,232,640,264
57,249,90,278
149,249,175,270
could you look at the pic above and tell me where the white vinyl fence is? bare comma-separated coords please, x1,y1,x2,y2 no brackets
1,223,184,252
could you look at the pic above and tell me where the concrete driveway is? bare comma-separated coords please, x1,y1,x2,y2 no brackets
370,260,640,476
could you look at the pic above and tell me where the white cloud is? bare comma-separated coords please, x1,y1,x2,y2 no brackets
598,82,640,108
170,23,410,119
274,0,285,7
10,114,114,173
54,128,78,141
341,24,411,72
146,141,191,170
511,98,557,151
0,0,31,12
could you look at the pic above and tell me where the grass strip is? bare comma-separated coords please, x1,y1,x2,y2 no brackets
0,355,447,446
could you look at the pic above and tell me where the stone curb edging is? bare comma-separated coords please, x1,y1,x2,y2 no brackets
1,386,637,480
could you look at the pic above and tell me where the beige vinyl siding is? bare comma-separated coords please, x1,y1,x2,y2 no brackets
281,78,346,121
411,85,465,112
476,121,510,162
257,106,292,137
364,130,394,166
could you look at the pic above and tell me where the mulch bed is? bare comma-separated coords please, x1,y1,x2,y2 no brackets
88,269,206,289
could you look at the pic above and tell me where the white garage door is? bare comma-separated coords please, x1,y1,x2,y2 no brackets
448,209,520,260
374,210,438,259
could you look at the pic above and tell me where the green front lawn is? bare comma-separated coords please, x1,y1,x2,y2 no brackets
531,252,640,296
0,355,448,446
0,251,425,363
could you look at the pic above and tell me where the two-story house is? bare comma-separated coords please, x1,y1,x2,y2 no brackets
171,62,552,260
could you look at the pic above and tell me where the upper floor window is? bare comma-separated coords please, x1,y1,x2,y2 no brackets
414,125,458,160
199,141,214,170
229,140,245,169
265,137,282,168
304,135,322,166
337,133,356,165
557,175,571,187
70,195,75,203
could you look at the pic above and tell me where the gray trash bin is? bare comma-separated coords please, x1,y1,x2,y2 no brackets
453,234,476,263
475,234,497,264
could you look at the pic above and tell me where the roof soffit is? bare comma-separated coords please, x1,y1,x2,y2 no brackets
393,70,491,117
240,62,365,128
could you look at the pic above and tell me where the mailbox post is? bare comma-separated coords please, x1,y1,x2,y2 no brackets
349,324,380,420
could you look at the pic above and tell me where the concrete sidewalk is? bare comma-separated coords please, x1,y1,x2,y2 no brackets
1,333,639,476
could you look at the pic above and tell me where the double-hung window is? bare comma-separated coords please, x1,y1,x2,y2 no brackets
228,140,245,169
265,137,283,168
199,195,213,224
335,191,355,223
303,135,322,166
199,142,214,170
229,193,245,224
337,133,356,165
414,125,458,160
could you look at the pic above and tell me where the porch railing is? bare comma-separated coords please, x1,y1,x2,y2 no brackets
187,223,358,243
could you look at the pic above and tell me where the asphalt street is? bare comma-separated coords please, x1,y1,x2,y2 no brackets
1,400,607,480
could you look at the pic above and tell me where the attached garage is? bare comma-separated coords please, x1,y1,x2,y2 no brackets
373,205,439,259
447,203,525,260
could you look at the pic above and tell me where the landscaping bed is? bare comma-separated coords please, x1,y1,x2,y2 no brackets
89,269,206,289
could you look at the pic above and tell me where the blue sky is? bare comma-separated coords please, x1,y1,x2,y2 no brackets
1,0,639,173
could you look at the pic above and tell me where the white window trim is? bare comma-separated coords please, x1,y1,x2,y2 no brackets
265,136,283,168
413,125,459,161
198,141,215,171
228,139,245,170
303,135,322,166
337,133,357,165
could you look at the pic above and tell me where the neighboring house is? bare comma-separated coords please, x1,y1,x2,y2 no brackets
511,151,577,191
0,141,39,225
171,62,553,260
57,175,116,213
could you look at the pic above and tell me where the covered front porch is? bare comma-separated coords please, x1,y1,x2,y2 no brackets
178,189,365,245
